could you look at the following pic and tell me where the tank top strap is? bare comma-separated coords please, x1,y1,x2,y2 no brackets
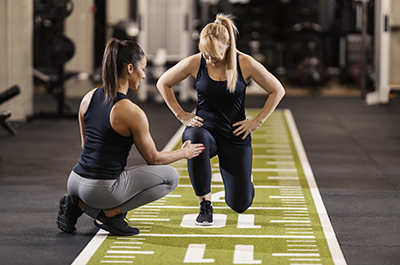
196,55,207,81
115,92,130,104
236,53,245,82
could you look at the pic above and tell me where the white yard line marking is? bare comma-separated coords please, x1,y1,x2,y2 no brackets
175,167,298,172
253,155,293,159
116,238,146,240
289,258,321,261
271,220,311,223
107,251,154,255
290,263,322,265
110,246,141,249
284,109,346,265
139,233,315,239
113,242,143,245
272,253,320,257
139,205,308,210
177,184,302,189
287,240,316,243
270,196,304,199
100,261,133,264
287,245,318,247
131,215,159,217
129,218,169,221
71,230,109,265
287,249,319,252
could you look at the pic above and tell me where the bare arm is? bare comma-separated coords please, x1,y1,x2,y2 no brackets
233,53,285,139
115,101,205,165
156,54,204,127
78,88,97,149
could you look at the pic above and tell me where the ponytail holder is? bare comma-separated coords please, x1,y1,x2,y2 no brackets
214,19,222,25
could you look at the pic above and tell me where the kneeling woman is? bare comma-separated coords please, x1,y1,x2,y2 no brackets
57,38,205,236
157,14,285,225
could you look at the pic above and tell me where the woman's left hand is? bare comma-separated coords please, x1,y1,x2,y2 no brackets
232,118,262,140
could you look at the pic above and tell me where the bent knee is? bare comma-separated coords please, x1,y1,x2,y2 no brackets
230,202,253,213
183,127,211,143
163,166,179,190
226,196,254,213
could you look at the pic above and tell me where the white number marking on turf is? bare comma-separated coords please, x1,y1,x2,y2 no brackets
233,245,262,264
211,191,225,202
237,214,261,229
183,244,215,263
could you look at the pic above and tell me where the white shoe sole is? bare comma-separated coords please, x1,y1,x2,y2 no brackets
195,220,214,226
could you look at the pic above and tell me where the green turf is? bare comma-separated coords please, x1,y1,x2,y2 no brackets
79,109,343,265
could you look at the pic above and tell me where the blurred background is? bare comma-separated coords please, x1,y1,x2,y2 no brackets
0,0,399,122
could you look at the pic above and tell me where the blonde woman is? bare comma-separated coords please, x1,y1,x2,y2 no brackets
157,14,285,225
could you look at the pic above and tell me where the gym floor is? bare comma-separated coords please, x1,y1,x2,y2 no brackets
0,81,399,265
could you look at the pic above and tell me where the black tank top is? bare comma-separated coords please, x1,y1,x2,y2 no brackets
195,54,251,146
73,88,134,179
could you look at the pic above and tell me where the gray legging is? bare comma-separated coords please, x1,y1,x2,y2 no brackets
67,165,179,219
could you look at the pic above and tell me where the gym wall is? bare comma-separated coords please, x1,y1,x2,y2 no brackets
0,1,33,121
64,0,94,78
390,0,400,85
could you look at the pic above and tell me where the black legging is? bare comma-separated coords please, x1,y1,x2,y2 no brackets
183,126,254,213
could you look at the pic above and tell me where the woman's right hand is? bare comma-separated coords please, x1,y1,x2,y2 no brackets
177,112,204,127
182,140,206,159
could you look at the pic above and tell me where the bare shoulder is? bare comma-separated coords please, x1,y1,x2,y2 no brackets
113,99,144,118
79,88,98,114
238,52,258,68
178,53,202,76
159,53,202,85
238,51,270,80
111,99,148,136
182,53,202,66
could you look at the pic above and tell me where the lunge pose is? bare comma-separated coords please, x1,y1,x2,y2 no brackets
57,38,205,236
157,13,285,225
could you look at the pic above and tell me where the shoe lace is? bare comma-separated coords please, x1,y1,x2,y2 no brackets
115,213,130,224
200,201,212,215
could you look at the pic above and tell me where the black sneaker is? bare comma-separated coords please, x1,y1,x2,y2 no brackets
195,199,213,226
57,194,84,234
94,211,139,236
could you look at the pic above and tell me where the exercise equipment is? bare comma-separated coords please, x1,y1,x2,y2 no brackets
0,85,21,135
34,0,74,22
44,35,75,66
296,56,327,86
31,0,77,120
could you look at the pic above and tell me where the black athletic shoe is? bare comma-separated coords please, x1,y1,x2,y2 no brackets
196,199,213,226
57,194,84,234
94,211,139,236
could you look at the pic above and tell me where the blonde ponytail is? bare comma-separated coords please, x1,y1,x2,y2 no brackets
199,13,238,93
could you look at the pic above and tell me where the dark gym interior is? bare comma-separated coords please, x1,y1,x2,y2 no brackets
0,0,399,264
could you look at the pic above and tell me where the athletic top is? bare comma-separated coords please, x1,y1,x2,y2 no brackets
73,88,134,180
195,54,251,146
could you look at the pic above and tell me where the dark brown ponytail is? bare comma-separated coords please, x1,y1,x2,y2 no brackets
102,38,145,102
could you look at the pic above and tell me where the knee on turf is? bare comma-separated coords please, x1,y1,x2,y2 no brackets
226,197,253,213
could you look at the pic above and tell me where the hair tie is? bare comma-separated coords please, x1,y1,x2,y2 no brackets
214,19,222,25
